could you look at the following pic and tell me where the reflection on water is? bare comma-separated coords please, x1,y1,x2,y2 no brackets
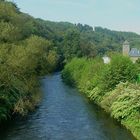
0,73,136,140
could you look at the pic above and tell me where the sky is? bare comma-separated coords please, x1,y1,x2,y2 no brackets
9,0,140,34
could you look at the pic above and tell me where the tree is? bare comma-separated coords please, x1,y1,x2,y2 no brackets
99,55,138,91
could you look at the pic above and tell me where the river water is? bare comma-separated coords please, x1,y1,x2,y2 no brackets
0,73,136,140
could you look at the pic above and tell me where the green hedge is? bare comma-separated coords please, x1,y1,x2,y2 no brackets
62,55,140,140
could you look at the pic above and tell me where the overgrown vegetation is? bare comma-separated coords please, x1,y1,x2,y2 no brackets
1,1,140,135
0,1,58,121
62,56,140,140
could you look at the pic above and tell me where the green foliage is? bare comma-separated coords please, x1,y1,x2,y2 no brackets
0,1,58,122
101,83,140,140
98,55,138,91
0,35,58,121
0,21,21,42
1,3,140,139
1,0,140,64
62,56,140,140
1,0,139,64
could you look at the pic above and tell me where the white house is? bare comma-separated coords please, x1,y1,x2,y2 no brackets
102,56,111,64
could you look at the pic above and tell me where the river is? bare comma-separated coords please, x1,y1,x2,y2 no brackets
0,73,136,140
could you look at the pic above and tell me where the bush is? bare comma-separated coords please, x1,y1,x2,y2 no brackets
99,55,138,91
62,55,140,140
0,35,58,121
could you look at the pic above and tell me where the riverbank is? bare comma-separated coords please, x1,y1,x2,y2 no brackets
0,37,58,123
0,0,59,123
62,57,140,140
0,73,136,140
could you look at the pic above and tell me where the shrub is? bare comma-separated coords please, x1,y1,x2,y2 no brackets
99,55,138,91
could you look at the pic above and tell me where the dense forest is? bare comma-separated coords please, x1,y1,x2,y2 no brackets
31,20,140,62
0,0,140,134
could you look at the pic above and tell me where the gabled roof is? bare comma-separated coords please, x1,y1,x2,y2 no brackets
129,48,140,57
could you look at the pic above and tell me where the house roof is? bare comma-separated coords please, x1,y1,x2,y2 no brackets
129,48,140,57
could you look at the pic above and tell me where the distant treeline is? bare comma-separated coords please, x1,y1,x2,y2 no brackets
0,0,140,122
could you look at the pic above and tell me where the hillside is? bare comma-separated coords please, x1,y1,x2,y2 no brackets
33,20,140,59
1,1,140,61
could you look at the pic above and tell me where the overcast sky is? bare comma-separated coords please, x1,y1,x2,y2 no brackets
10,0,140,34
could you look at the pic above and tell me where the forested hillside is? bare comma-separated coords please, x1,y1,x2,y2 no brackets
0,0,140,122
1,0,140,62
34,20,140,61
